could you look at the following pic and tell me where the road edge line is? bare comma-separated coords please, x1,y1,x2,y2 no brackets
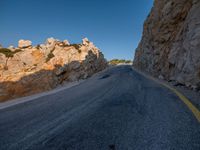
132,67,200,123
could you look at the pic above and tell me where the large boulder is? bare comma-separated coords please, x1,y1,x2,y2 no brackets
18,40,32,48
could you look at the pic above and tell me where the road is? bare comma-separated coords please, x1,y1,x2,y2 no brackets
0,65,199,150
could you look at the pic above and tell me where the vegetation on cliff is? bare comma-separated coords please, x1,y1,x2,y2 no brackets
109,59,132,65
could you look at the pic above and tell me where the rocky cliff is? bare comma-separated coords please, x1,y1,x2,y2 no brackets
134,0,200,89
0,38,107,101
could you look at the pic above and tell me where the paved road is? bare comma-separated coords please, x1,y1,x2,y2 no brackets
0,65,199,150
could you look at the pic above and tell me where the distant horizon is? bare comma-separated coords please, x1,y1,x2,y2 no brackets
0,0,154,60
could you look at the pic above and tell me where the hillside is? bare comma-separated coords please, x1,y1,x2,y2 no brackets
0,38,107,101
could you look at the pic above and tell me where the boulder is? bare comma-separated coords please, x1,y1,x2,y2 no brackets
18,40,32,48
63,40,70,45
82,37,90,45
46,37,57,45
45,37,57,51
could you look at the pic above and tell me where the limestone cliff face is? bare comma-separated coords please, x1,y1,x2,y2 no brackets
134,0,200,88
0,38,107,101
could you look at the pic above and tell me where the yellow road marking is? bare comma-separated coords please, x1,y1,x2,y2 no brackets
133,68,200,123
161,83,200,123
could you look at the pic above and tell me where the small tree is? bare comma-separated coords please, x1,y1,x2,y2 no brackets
45,51,55,62
0,48,22,70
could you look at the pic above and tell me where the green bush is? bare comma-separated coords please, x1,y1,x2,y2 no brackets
0,48,14,57
0,48,22,58
0,48,22,70
125,60,132,63
14,49,22,53
109,59,132,65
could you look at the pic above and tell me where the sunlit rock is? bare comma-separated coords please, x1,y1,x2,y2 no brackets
0,38,107,101
18,39,32,48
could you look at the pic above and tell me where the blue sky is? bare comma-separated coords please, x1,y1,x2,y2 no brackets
0,0,153,60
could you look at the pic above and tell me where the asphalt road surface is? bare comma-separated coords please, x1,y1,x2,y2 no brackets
0,65,199,150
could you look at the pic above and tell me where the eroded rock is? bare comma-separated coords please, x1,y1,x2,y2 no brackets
0,38,107,101
134,0,200,87
18,40,32,48
63,40,70,46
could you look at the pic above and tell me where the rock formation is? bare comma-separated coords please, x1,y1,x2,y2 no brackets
18,40,32,48
0,38,107,101
134,0,200,88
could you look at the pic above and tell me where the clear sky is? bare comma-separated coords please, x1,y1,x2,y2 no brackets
0,0,153,60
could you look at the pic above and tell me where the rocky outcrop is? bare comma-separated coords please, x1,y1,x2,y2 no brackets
134,0,200,88
0,38,107,101
18,40,32,48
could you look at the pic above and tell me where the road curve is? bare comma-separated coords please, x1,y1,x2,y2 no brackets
0,65,199,150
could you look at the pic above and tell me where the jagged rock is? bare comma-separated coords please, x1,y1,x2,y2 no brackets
0,38,107,101
18,40,32,48
134,0,200,87
46,37,57,45
69,61,81,70
55,65,67,76
82,38,90,45
45,37,57,51
63,40,70,45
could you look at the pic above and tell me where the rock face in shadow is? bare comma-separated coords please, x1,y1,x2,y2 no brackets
0,38,107,101
134,0,200,88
